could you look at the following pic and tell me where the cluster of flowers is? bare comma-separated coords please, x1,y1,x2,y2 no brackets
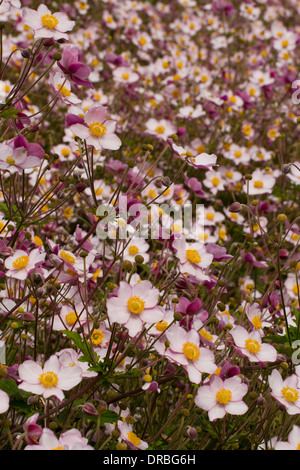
0,0,299,451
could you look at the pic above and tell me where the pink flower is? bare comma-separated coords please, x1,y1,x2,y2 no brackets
0,390,9,414
25,428,93,450
22,4,75,41
117,420,148,450
230,325,277,363
172,238,214,281
195,375,248,421
165,324,216,384
18,355,83,401
5,249,45,280
106,280,164,337
23,413,42,445
269,369,300,415
275,425,300,450
0,137,44,174
69,105,122,151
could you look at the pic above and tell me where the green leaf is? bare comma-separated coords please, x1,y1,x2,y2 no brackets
61,330,94,362
0,378,30,400
0,109,19,119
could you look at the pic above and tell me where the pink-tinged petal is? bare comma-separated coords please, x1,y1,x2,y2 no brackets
132,281,159,308
107,297,130,324
195,386,217,410
34,29,59,39
195,349,216,374
230,325,249,348
225,401,248,416
18,360,42,383
43,387,65,401
85,136,103,150
208,404,226,421
209,375,225,393
37,4,52,15
117,281,132,303
185,363,202,384
85,106,107,125
125,315,143,337
7,269,28,280
288,425,300,448
274,442,294,450
58,366,82,390
166,324,187,352
257,344,277,362
103,120,117,133
39,429,59,449
52,13,75,32
268,369,283,394
22,8,43,29
224,378,248,401
0,391,9,414
18,383,44,395
140,307,164,323
43,355,61,373
164,348,189,366
19,157,42,169
99,133,122,150
27,143,45,159
186,329,200,346
69,123,90,139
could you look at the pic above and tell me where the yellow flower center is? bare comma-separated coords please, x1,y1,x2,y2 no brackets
12,255,29,270
254,180,264,188
39,371,58,388
245,338,261,354
127,432,142,446
281,386,299,402
216,388,232,404
293,284,299,296
206,212,215,221
234,150,242,158
122,72,130,80
282,39,289,48
199,329,213,341
57,84,71,97
252,315,262,329
41,14,59,29
211,177,220,186
139,37,147,46
89,122,107,137
186,249,201,264
182,342,200,361
127,296,145,315
91,329,104,345
60,251,75,265
34,235,43,246
6,156,15,166
65,312,78,326
128,246,139,256
155,125,165,134
156,320,168,332
291,233,299,242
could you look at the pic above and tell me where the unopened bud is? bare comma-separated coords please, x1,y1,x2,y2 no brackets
228,202,241,213
82,403,98,416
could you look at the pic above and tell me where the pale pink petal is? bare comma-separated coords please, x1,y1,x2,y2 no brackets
18,360,42,384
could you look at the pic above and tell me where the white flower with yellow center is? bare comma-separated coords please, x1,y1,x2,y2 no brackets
107,280,164,337
5,249,45,281
165,324,216,384
18,355,82,401
173,238,214,281
69,105,121,151
195,375,248,421
230,325,277,363
269,369,300,415
22,4,75,41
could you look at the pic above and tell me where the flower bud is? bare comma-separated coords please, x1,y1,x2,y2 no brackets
82,403,98,416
